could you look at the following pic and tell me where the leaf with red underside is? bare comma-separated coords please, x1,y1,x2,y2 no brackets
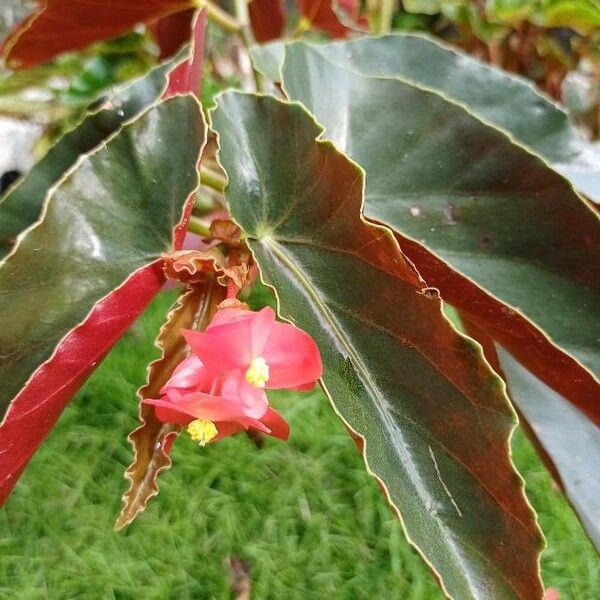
212,91,544,600
459,314,600,551
0,262,165,504
1,0,196,69
249,0,286,42
298,0,357,37
0,96,207,506
164,10,206,98
148,8,195,60
115,279,226,530
279,42,600,428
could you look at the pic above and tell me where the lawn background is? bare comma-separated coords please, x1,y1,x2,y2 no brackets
1,292,598,599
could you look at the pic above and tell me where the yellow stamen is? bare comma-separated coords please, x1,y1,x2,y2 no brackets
245,356,270,388
187,419,218,446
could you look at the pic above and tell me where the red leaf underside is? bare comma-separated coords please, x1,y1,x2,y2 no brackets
2,0,195,68
164,10,206,99
249,0,286,42
393,231,600,427
298,0,352,36
149,8,196,60
0,262,164,505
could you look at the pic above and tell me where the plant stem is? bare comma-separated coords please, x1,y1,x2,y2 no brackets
193,193,217,214
232,0,266,92
377,0,395,34
200,164,227,192
187,215,212,237
203,1,241,33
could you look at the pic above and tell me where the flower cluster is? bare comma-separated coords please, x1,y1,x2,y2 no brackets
144,306,323,445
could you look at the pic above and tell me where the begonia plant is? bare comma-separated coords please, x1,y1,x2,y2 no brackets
0,2,598,599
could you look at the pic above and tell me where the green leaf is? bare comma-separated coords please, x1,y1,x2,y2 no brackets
278,42,600,425
0,51,184,259
251,34,600,201
0,95,205,417
459,312,600,552
403,0,443,15
498,346,600,551
485,0,536,23
211,90,543,600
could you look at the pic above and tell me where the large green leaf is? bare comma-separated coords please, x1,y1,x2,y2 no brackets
0,51,184,259
251,34,600,201
278,43,600,426
211,91,543,600
0,95,204,416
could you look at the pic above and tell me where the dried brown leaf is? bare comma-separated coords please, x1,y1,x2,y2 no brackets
115,278,225,530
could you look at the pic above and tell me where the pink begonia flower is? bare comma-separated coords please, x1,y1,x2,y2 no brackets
183,306,323,393
144,375,289,445
543,589,559,600
160,354,268,418
144,305,322,445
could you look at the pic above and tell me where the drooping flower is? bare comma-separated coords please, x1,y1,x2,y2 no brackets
145,372,289,445
182,306,323,394
160,354,269,418
144,305,322,446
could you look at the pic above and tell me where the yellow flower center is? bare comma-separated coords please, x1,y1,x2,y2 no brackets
245,356,270,388
187,419,218,445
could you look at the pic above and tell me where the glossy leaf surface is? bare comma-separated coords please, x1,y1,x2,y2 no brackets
0,95,205,422
1,0,194,68
460,314,600,552
280,43,600,425
495,347,600,551
0,56,180,258
252,34,600,201
212,91,543,600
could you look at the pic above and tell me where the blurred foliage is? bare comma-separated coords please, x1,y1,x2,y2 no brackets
0,31,157,156
388,0,600,137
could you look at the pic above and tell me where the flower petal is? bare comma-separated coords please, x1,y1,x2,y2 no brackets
183,307,276,371
212,421,245,441
182,326,251,371
143,398,193,424
262,322,323,388
221,371,268,418
207,306,252,329
145,392,251,423
249,307,276,357
209,306,275,357
160,355,213,394
261,407,290,440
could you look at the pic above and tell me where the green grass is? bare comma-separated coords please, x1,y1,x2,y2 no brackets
1,292,598,599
